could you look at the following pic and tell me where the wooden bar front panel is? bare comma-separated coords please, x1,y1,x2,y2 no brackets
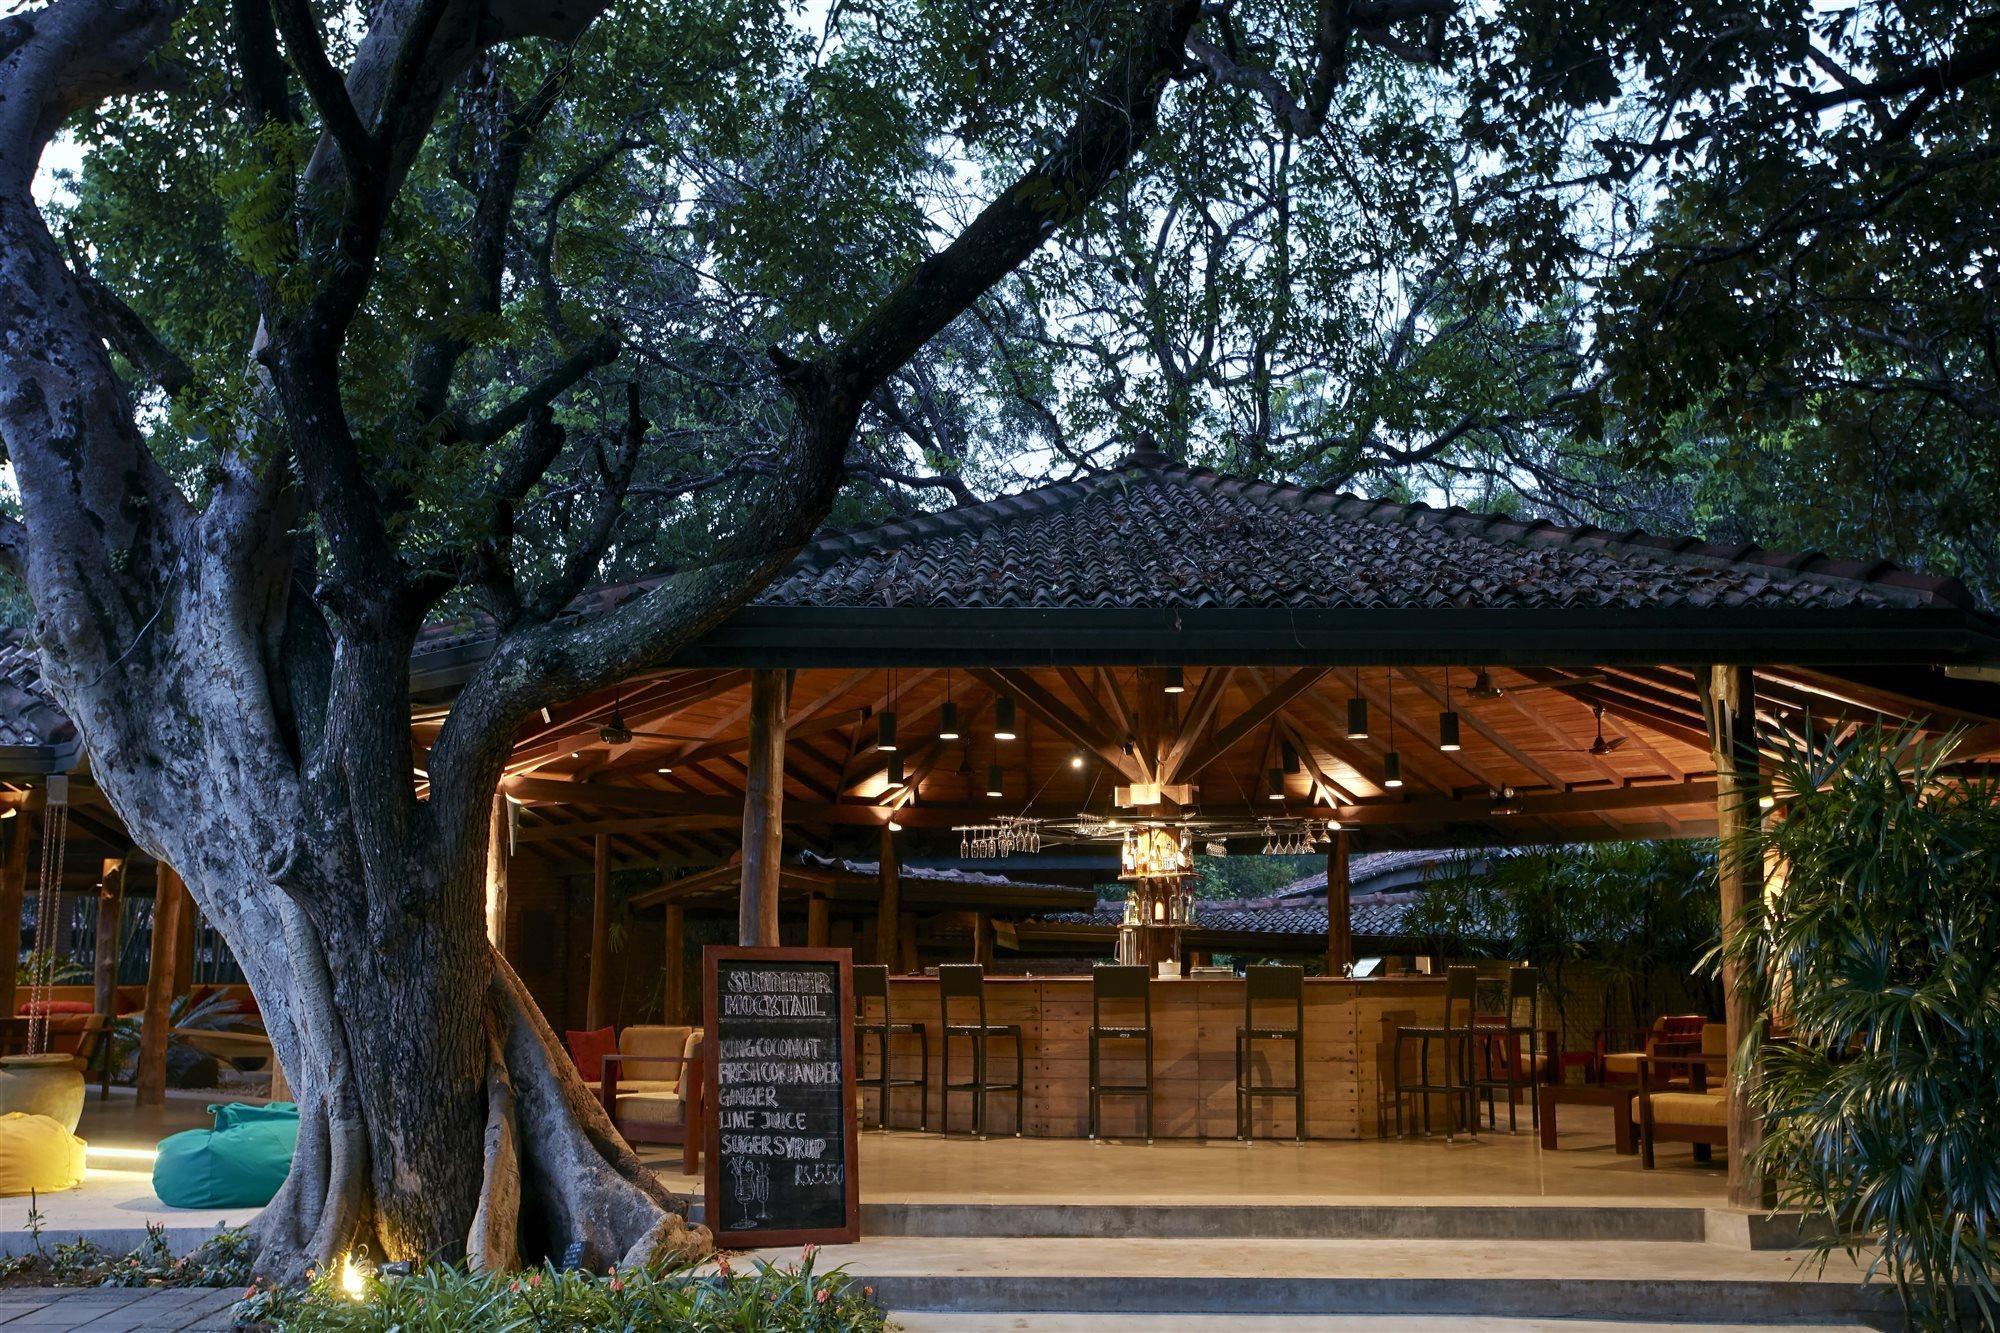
860,976,1446,1139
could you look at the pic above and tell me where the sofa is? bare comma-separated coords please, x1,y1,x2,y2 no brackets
598,1025,705,1173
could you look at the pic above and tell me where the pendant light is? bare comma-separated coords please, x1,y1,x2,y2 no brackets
1383,670,1404,788
1163,666,1185,694
1346,668,1369,739
1266,767,1285,801
1438,666,1461,752
994,696,1017,741
938,668,960,740
985,764,1004,797
887,751,905,785
876,668,897,752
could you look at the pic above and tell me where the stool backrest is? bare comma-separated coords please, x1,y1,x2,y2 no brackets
938,963,987,1027
1244,964,1305,1032
854,963,890,1006
1506,964,1540,1026
1444,964,1479,1029
1092,964,1151,1029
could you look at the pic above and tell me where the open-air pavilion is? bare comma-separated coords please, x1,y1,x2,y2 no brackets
2,444,1998,1229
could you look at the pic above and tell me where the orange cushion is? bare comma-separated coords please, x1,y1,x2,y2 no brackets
565,1026,616,1082
16,1001,91,1017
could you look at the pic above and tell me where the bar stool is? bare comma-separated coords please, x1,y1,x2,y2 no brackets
938,963,1023,1138
1088,965,1154,1142
1472,964,1543,1132
1393,964,1481,1140
1235,964,1306,1142
854,964,928,1131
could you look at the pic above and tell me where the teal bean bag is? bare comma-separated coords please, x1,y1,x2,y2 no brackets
153,1102,299,1209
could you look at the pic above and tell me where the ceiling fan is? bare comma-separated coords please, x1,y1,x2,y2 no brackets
1588,705,1627,755
589,687,709,748
1466,667,1607,699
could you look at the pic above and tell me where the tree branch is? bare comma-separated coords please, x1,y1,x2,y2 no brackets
459,333,622,444
527,383,645,620
1798,38,2000,112
268,0,375,169
66,247,195,396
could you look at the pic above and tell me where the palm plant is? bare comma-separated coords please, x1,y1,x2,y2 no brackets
1728,725,2000,1330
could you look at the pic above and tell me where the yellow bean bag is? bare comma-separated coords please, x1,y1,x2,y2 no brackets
0,1113,86,1195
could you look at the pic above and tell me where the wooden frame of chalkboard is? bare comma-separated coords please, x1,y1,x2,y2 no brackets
702,946,860,1248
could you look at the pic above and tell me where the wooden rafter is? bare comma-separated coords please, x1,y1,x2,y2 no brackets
973,668,1147,785
1159,667,1234,784
1173,667,1328,783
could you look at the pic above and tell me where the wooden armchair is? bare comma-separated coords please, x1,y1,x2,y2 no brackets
1595,1013,1707,1085
1634,1053,1729,1169
597,1026,706,1175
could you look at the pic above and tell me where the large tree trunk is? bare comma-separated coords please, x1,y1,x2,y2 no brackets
250,887,705,1280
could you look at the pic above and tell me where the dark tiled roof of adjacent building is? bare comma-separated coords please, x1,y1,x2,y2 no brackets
757,448,1973,613
1046,891,1418,939
0,631,73,749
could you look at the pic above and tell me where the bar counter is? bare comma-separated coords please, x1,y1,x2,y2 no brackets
866,974,1447,1139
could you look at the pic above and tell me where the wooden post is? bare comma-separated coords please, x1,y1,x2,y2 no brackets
0,797,37,1022
1326,828,1352,976
137,865,188,1106
875,824,900,971
172,888,197,997
1701,663,1765,1209
485,792,511,954
739,669,789,946
93,857,126,1020
586,834,614,1031
898,913,919,975
972,910,993,965
806,893,829,948
662,903,685,1025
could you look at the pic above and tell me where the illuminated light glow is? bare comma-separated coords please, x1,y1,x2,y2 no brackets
655,766,673,775
1163,666,1185,694
993,697,1017,741
1758,793,1776,810
539,707,553,724
340,1254,368,1301
83,1145,159,1164
1069,753,1085,770
886,818,903,832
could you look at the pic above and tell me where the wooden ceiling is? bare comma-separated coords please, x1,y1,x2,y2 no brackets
479,661,2000,869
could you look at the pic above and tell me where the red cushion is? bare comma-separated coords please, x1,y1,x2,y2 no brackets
565,1026,616,1082
17,1000,92,1017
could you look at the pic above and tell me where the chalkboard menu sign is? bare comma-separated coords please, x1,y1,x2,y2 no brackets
702,946,860,1246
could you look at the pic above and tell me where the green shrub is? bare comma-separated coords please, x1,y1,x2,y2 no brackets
1730,726,2000,1330
244,1247,886,1331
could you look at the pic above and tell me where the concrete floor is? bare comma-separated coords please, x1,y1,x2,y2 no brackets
644,1099,1728,1207
32,1092,1733,1259
0,1090,260,1255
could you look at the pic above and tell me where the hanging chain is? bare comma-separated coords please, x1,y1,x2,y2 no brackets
26,799,68,1056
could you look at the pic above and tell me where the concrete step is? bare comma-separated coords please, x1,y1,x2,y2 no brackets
754,1236,1898,1325
854,1200,1708,1242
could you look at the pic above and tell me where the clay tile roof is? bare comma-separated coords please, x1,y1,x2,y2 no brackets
1047,893,1418,939
757,453,1975,613
0,630,74,749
